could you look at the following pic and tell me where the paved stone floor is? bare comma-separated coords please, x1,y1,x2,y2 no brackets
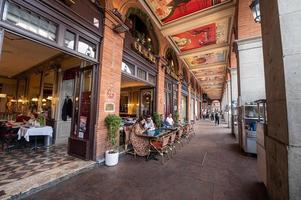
0,145,77,187
0,145,95,200
25,121,268,200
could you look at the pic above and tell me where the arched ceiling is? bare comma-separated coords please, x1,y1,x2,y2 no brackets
138,0,236,100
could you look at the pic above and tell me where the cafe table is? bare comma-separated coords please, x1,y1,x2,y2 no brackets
140,128,178,161
17,126,53,147
141,127,178,139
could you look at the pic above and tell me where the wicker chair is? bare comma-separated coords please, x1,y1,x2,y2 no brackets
149,133,171,164
175,127,184,148
0,126,18,151
189,123,196,136
168,131,177,157
182,124,191,143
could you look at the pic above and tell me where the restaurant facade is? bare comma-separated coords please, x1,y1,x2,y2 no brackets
0,0,202,164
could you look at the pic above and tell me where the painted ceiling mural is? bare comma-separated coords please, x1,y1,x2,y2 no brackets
185,50,226,67
146,0,228,24
171,19,228,52
140,0,235,99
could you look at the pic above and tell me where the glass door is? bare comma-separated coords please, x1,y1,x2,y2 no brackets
68,64,97,160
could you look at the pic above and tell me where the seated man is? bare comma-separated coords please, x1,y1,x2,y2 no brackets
165,113,174,128
144,116,155,131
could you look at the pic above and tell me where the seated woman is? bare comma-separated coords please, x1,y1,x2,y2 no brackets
130,118,150,157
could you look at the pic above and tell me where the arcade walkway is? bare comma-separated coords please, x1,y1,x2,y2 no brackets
25,121,268,200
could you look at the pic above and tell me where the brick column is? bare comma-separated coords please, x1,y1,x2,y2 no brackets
94,11,125,161
261,1,301,199
156,57,166,115
177,64,183,120
187,73,191,122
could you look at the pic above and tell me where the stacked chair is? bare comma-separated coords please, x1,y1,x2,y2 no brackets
149,122,196,165
126,122,197,165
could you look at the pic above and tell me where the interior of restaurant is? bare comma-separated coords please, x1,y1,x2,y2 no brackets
120,76,155,119
119,73,155,142
0,31,94,186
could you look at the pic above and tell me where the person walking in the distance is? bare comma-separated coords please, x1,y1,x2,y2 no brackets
215,112,220,126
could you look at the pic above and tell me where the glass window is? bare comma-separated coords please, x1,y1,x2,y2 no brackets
141,89,153,117
121,61,135,75
78,37,96,58
165,92,172,115
148,74,156,85
64,30,76,50
168,82,172,91
181,95,187,122
137,68,147,80
3,1,58,41
82,70,92,92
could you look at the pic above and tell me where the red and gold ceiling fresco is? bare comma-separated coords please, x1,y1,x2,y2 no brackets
172,23,216,52
171,19,229,52
146,0,228,24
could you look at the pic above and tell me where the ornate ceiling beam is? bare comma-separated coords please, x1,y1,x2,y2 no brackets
190,64,226,72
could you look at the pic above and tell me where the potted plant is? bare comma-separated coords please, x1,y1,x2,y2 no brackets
104,114,122,166
174,111,179,126
153,112,161,128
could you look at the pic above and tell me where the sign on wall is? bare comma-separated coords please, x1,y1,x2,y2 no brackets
104,85,116,113
104,102,115,112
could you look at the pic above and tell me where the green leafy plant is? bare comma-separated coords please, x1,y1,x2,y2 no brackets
174,111,179,125
105,114,122,151
153,112,161,128
37,113,46,127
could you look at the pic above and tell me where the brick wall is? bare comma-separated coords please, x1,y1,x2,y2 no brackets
94,12,125,160
156,58,166,115
237,0,262,40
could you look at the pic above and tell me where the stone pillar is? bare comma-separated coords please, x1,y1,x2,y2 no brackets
156,58,166,115
236,37,266,104
94,11,125,161
261,1,301,199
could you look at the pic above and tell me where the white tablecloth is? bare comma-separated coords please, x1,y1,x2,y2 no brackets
17,126,53,142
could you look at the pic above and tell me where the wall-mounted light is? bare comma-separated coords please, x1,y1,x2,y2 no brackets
250,0,261,23
111,8,129,33
0,93,7,98
113,23,129,33
31,98,38,102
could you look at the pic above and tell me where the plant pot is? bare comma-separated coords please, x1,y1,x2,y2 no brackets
105,150,119,166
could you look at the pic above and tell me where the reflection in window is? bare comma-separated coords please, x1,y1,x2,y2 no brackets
78,37,96,58
141,89,153,117
148,74,156,85
3,1,57,41
121,62,135,75
64,30,75,50
83,70,92,92
137,68,146,80
181,95,187,122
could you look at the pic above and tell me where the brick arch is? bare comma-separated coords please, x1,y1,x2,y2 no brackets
106,1,169,57
165,47,179,76
125,7,160,55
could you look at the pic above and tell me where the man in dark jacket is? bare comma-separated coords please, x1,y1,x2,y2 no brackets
215,112,220,126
